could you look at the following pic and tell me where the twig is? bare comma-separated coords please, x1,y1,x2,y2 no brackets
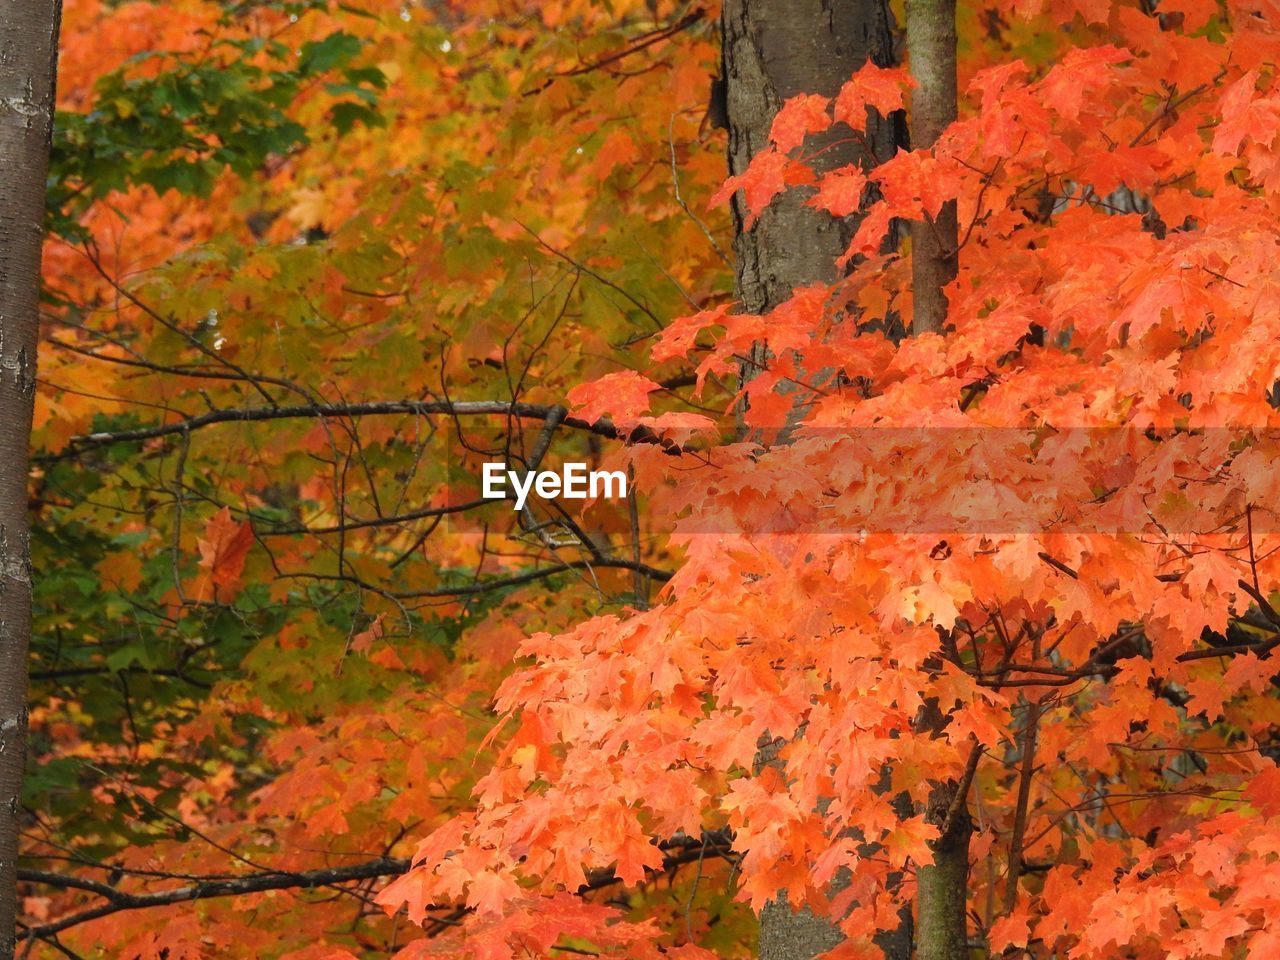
938,741,983,840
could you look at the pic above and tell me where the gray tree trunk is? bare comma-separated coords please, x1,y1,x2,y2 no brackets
905,0,958,334
723,0,900,402
719,2,899,958
0,3,61,956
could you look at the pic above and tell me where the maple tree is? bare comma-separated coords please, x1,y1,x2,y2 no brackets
22,2,732,958
14,0,1280,959
372,2,1280,959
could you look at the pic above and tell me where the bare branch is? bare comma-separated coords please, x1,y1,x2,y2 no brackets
46,400,692,462
21,830,736,942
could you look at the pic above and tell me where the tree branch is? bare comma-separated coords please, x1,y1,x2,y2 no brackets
20,858,413,940
937,740,983,840
20,831,736,942
45,400,692,462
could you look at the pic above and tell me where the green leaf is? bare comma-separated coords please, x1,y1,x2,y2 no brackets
330,101,384,134
298,31,362,76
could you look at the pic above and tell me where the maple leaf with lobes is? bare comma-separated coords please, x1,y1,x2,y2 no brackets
196,506,255,598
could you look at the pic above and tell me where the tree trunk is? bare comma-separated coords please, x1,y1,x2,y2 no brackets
722,0,899,385
916,782,971,960
719,2,899,958
905,0,957,334
0,3,61,956
904,2,967,952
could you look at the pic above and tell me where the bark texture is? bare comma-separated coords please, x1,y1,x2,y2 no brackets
720,2,899,958
903,0,968,954
905,0,957,333
908,692,976,960
916,785,971,960
723,0,899,339
0,3,61,956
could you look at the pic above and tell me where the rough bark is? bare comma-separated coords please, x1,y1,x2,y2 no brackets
720,2,899,958
0,3,61,956
908,702,977,960
723,0,899,384
905,0,957,333
916,784,971,960
723,0,900,310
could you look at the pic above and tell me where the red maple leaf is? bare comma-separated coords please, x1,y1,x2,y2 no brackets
196,507,254,597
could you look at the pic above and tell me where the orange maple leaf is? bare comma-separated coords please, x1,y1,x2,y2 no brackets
809,166,869,217
709,147,792,225
567,370,660,424
833,63,911,132
196,507,255,596
769,93,831,152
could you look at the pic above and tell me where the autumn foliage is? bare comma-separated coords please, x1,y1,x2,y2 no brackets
22,0,1280,959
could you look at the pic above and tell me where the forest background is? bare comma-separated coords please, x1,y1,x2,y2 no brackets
9,1,1280,960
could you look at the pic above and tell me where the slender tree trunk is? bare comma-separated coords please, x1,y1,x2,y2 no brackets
0,3,61,956
903,3,967,954
905,0,957,334
916,780,972,960
719,2,899,958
